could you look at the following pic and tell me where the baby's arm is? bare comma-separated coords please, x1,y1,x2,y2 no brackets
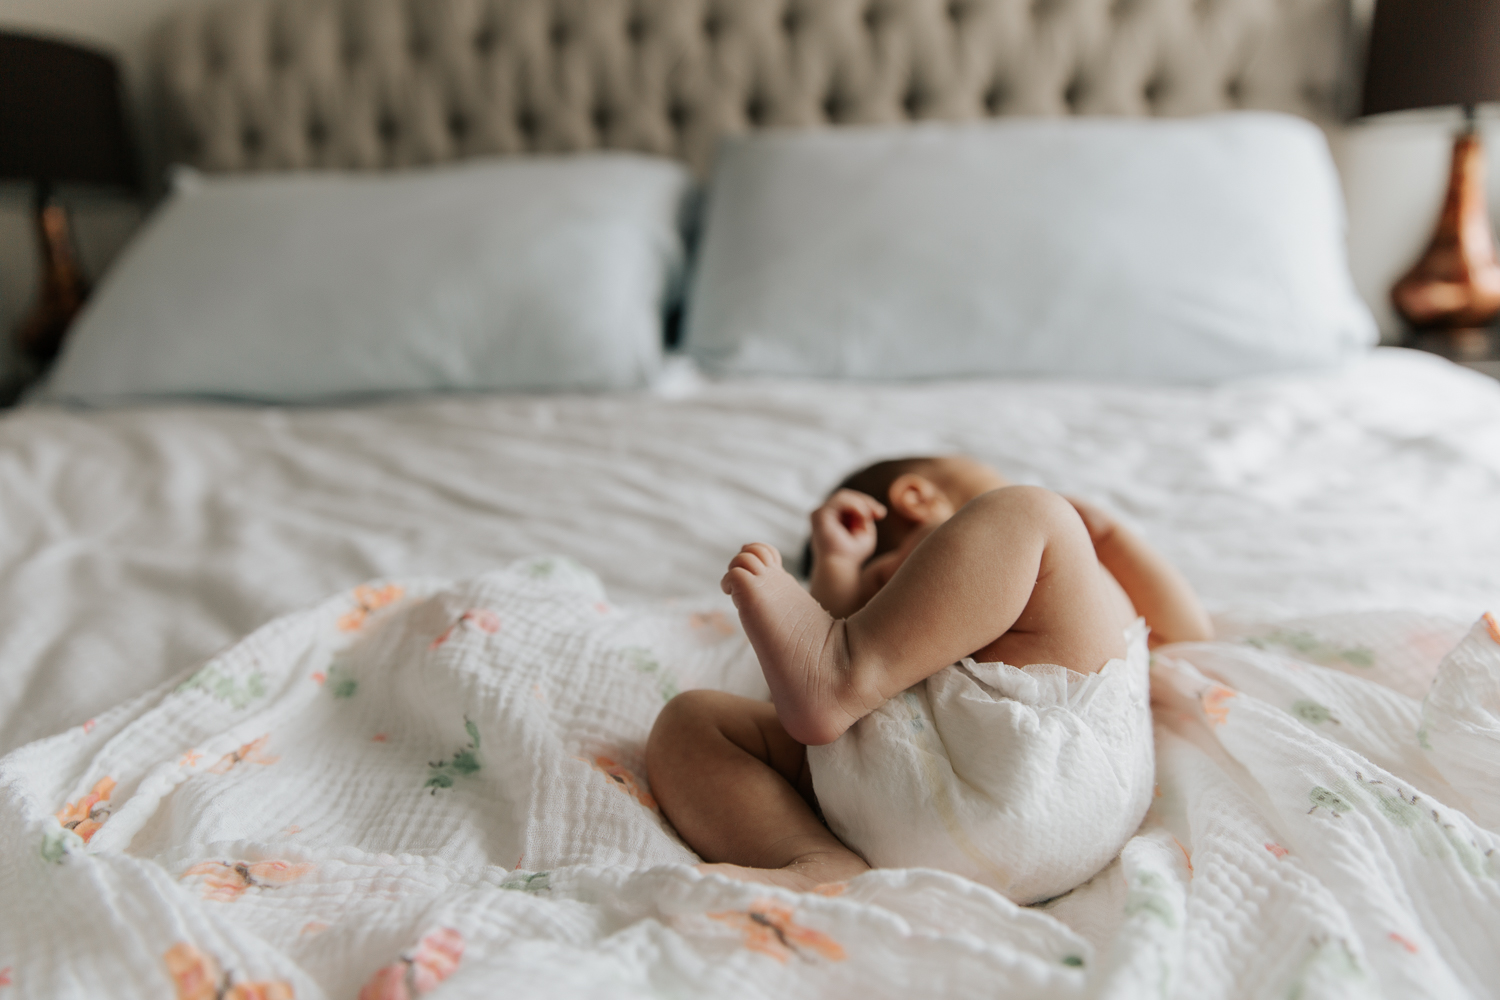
807,490,886,619
1066,498,1214,646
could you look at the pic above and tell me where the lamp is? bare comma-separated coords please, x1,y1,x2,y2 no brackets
1361,0,1500,344
0,32,140,365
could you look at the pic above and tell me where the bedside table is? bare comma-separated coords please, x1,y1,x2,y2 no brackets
1404,328,1500,380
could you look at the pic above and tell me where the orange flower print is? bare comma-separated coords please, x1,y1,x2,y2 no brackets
223,984,292,1000
1201,686,1237,727
1485,612,1500,646
180,859,314,901
689,610,736,638
165,943,219,1000
1389,931,1419,954
163,942,294,1000
208,735,278,774
55,777,115,843
589,756,656,809
1172,836,1194,875
1265,842,1289,859
708,900,846,964
338,584,406,632
357,927,464,1000
430,609,501,649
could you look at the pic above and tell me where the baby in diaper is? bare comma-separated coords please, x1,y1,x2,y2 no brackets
646,456,1212,900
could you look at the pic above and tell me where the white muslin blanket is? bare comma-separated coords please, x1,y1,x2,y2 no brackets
3,559,1500,999
809,619,1154,904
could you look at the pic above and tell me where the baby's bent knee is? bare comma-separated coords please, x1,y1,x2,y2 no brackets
649,690,719,746
968,484,1072,518
648,690,769,754
647,691,717,786
962,485,1085,541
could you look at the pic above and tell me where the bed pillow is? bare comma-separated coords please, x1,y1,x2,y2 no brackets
683,112,1377,383
41,154,692,403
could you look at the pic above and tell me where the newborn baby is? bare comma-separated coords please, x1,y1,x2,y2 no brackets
646,456,1212,900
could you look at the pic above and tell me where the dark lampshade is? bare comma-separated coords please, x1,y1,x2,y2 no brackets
1361,0,1500,117
0,32,139,190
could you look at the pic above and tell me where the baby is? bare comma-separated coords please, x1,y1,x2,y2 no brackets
646,456,1212,900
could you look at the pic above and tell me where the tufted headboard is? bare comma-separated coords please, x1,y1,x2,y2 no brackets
154,0,1356,176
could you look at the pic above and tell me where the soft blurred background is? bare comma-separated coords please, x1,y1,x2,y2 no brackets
0,0,1494,373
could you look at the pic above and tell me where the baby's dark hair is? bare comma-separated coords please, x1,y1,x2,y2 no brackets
800,457,937,578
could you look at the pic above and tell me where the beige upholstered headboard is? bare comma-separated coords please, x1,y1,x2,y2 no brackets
155,0,1356,176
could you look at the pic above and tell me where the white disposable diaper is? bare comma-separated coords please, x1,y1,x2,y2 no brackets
807,618,1154,904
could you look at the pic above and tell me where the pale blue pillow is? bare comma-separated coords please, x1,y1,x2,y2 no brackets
684,113,1377,383
42,154,692,403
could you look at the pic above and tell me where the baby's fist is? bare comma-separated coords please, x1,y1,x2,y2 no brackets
810,489,886,564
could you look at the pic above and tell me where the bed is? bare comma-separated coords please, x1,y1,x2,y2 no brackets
3,0,1500,997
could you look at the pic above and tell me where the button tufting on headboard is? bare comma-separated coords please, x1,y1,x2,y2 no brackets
153,0,1354,175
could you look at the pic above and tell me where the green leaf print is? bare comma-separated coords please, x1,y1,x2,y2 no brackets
1243,630,1374,669
1291,700,1339,726
40,826,82,864
426,716,484,793
1307,786,1352,817
500,870,551,893
1342,772,1497,878
622,647,680,703
177,665,268,709
1287,936,1366,1000
327,662,358,699
1124,870,1177,928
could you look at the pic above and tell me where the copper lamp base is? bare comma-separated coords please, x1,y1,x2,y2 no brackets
16,182,90,366
1392,125,1500,331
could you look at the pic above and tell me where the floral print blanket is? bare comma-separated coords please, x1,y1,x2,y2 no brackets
1,557,1498,999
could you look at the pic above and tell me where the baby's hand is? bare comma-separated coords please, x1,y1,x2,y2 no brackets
810,490,886,566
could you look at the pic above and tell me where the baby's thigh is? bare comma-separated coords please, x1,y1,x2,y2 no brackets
972,494,1132,669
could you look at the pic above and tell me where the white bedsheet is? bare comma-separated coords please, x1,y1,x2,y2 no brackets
2,347,1499,756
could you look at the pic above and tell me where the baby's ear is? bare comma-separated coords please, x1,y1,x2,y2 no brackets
887,474,951,523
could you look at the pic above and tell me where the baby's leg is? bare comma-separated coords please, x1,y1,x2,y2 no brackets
645,690,870,889
724,486,1128,746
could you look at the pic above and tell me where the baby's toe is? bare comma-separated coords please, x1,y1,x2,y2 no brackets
726,551,761,576
740,543,782,571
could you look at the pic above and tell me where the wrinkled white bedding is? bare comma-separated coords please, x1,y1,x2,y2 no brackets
3,560,1497,998
4,348,1499,756
3,347,1500,998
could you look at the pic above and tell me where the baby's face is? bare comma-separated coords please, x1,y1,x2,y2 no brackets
857,457,1009,599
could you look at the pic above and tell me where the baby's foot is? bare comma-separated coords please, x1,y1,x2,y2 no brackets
720,543,876,745
698,850,871,893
